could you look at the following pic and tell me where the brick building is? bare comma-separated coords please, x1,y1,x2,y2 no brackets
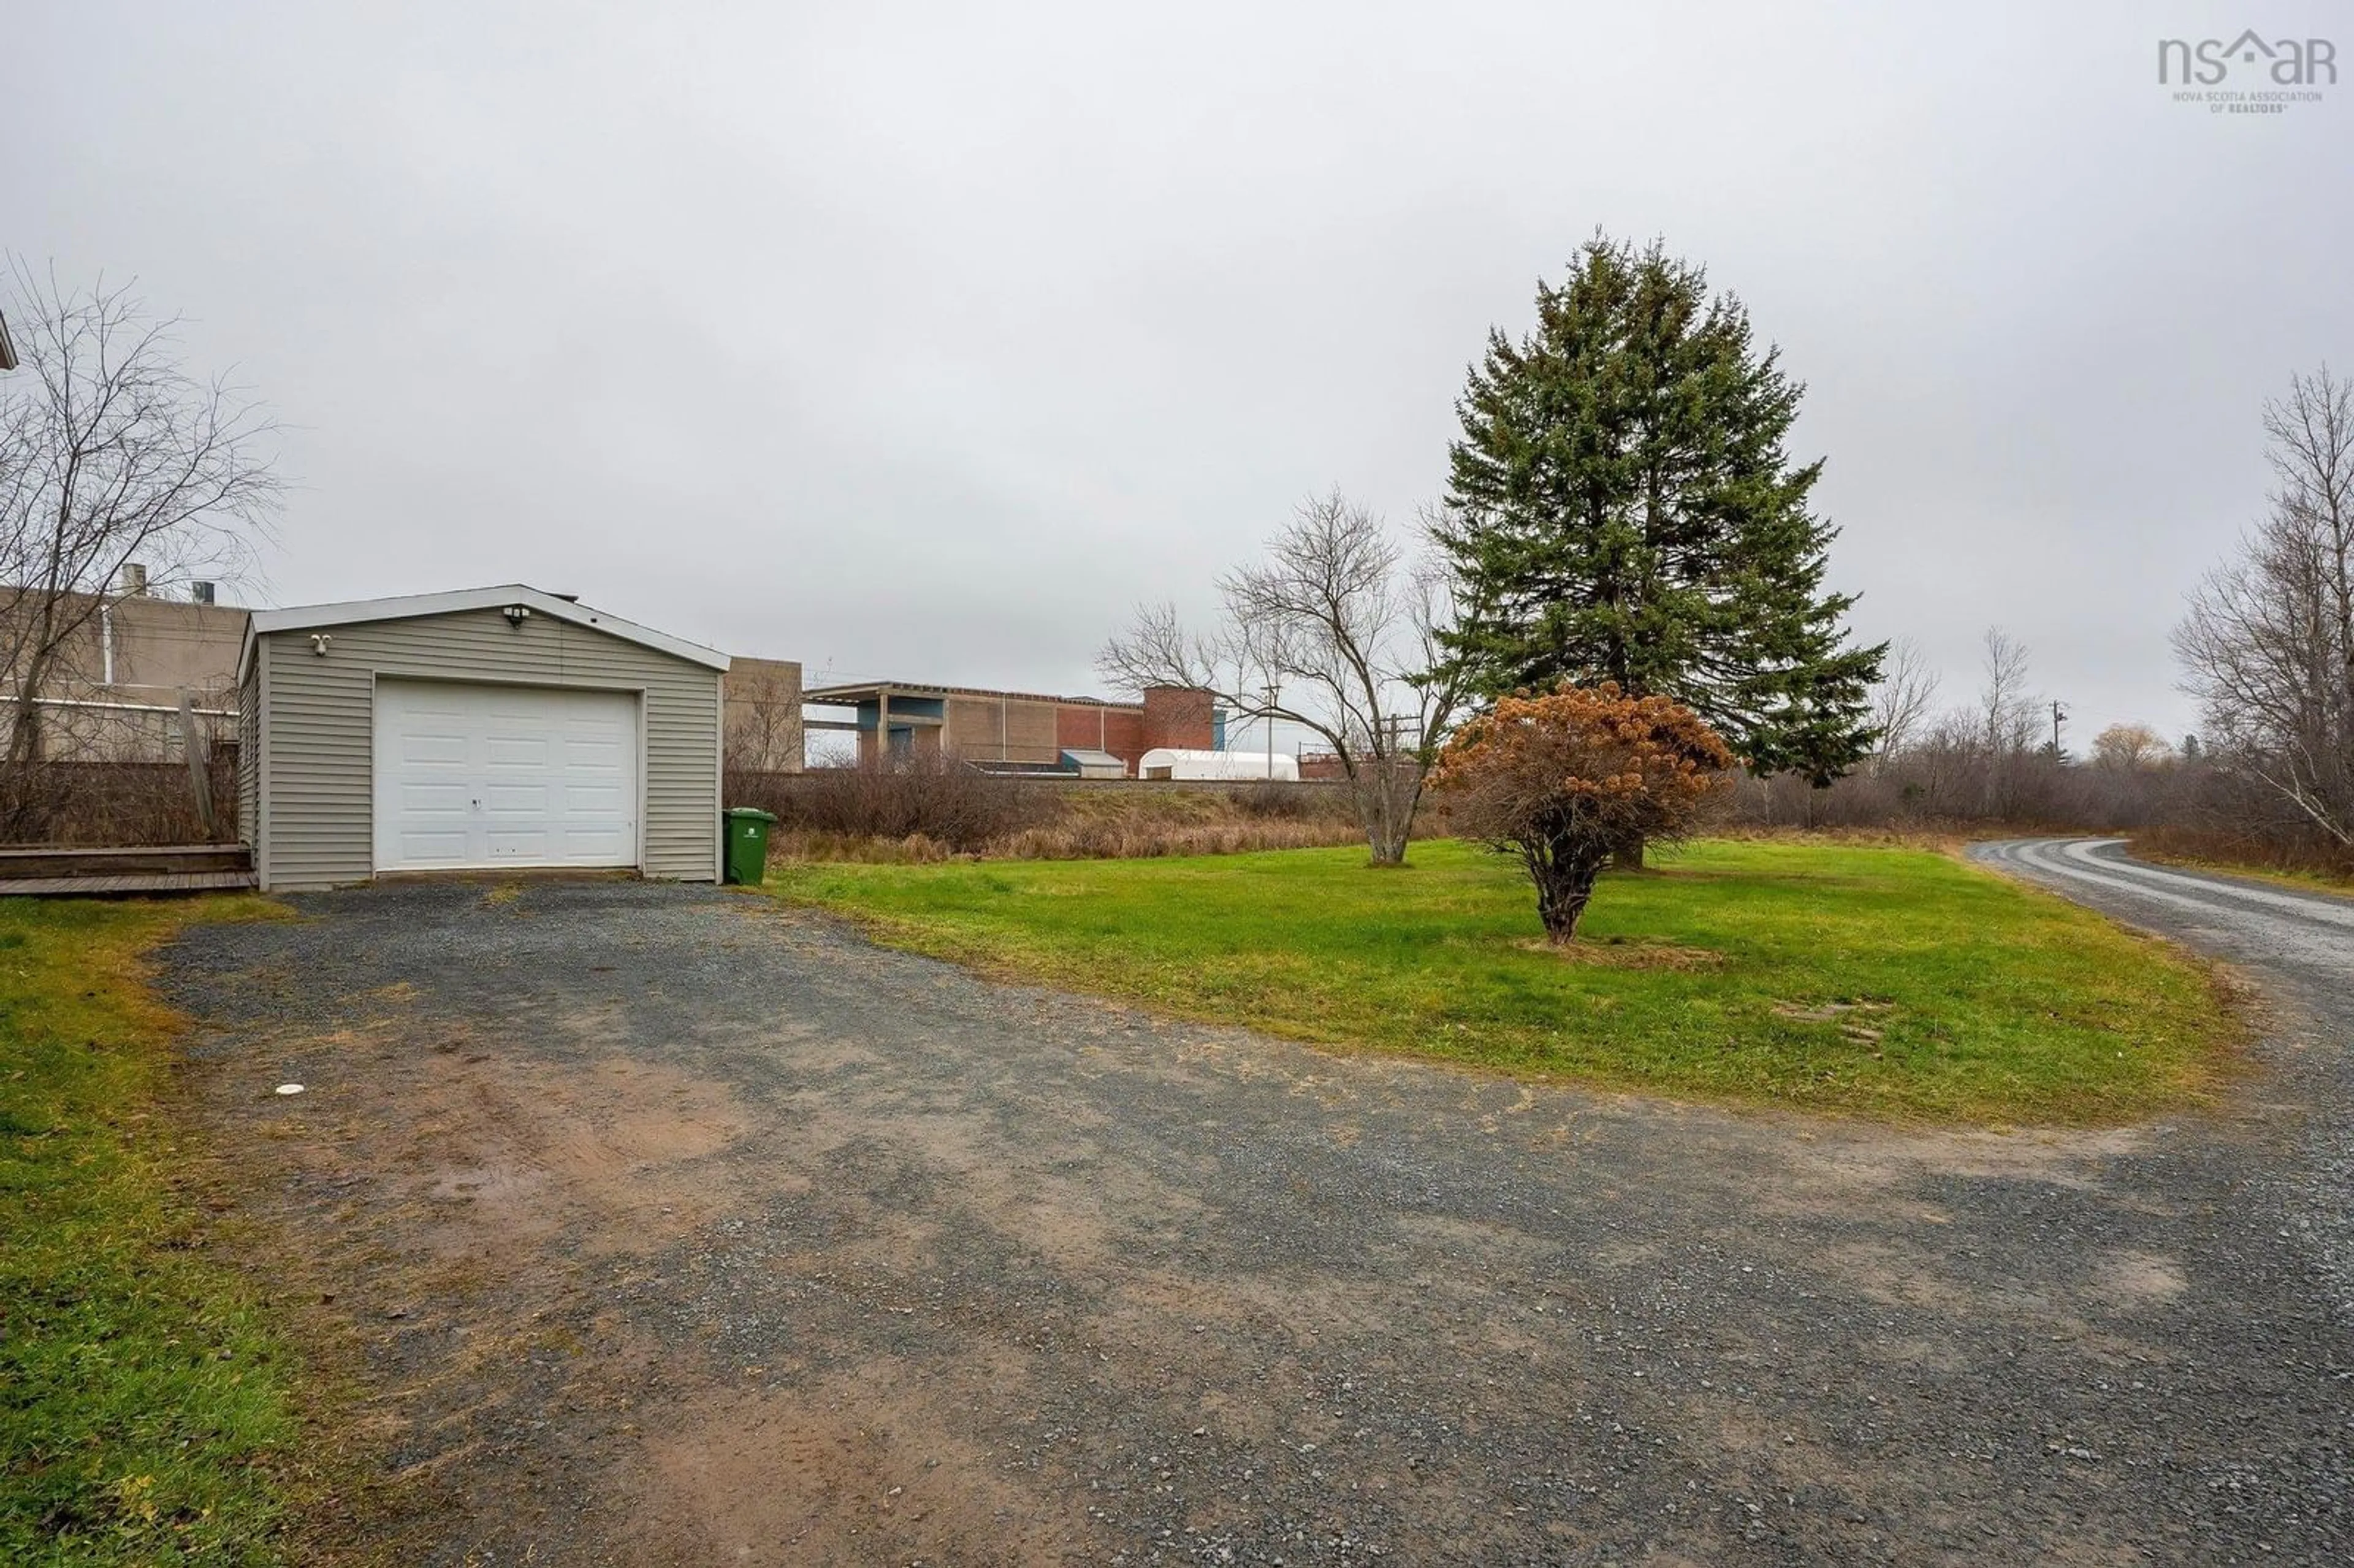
800,679,1218,777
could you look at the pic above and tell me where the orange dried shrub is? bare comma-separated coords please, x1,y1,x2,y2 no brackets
1432,683,1734,942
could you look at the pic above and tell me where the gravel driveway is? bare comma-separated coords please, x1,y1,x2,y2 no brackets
161,863,2351,1566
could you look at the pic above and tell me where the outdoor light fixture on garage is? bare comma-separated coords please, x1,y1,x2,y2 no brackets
502,603,533,626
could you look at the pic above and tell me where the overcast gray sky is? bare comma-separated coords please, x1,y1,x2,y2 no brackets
8,1,2346,748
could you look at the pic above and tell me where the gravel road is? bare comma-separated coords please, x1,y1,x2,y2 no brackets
1970,838,2354,988
1971,838,2354,1327
159,867,2352,1566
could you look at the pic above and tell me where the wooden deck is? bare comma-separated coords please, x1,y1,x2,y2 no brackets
0,869,259,898
0,843,256,898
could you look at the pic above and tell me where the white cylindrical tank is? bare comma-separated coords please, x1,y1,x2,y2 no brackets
1137,748,1300,782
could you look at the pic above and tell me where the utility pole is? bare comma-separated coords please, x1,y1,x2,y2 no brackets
1262,682,1279,779
2049,699,2068,759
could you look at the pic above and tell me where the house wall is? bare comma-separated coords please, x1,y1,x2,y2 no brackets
254,607,721,891
237,651,261,862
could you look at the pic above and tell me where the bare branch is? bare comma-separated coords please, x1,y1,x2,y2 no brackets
1868,636,1941,760
2174,365,2354,848
1,259,282,771
1097,489,1472,862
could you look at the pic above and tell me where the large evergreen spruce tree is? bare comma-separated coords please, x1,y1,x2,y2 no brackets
1435,234,1883,785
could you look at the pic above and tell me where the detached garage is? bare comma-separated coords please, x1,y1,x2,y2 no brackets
235,585,729,891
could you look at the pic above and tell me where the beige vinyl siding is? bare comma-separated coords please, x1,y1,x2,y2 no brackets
257,607,720,890
235,653,261,851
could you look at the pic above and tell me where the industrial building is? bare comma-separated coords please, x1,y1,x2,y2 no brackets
722,655,804,772
0,568,247,761
800,679,1221,777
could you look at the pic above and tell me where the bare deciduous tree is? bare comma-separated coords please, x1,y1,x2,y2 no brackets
2090,723,2171,772
1976,628,2038,756
1891,627,2044,820
1098,490,1479,864
1868,636,1941,764
1,263,280,765
2176,365,2354,848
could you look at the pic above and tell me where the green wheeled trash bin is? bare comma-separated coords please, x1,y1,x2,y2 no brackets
722,807,779,885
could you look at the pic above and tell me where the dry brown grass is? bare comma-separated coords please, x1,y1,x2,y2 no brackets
991,816,1363,860
0,759,238,846
2129,824,2354,890
1707,822,1971,856
769,778,1370,862
1509,935,1727,970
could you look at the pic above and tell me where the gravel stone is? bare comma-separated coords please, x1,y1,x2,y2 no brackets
150,856,2353,1566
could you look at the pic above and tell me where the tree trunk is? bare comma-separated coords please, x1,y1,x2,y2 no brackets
1612,837,1646,871
1533,844,1606,942
1360,778,1403,866
1352,759,1421,866
6,688,46,765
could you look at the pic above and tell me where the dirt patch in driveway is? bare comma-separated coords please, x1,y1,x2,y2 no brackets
396,1048,752,1250
641,1376,1079,1566
161,881,2354,1566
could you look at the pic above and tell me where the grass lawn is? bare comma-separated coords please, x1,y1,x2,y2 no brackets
769,837,2236,1124
1,896,307,1566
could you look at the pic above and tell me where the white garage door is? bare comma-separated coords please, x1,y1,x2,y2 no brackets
373,680,639,872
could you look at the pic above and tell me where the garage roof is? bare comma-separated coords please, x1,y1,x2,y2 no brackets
238,584,731,680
